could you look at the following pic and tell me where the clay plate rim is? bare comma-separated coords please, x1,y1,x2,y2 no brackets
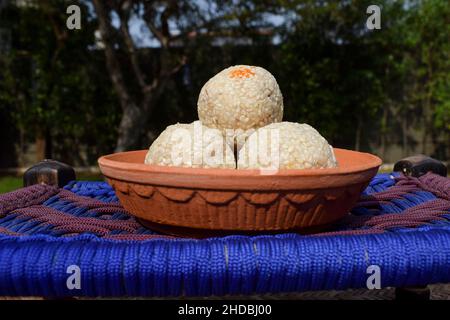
98,148,382,190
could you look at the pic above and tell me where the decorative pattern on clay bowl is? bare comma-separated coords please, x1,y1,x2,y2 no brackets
98,149,381,237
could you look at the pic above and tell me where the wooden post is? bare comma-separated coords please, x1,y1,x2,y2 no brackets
393,154,447,177
23,159,76,188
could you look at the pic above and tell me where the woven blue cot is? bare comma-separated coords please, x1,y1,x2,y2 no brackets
0,172,449,297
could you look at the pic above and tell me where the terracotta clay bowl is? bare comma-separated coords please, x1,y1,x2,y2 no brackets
98,149,381,237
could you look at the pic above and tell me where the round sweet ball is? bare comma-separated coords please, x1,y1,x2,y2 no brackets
237,122,337,170
197,65,283,131
145,121,236,169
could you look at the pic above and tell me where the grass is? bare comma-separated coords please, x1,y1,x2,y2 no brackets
0,176,23,194
0,173,104,194
77,173,104,181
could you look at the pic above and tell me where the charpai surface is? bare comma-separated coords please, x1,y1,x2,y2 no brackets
0,172,449,296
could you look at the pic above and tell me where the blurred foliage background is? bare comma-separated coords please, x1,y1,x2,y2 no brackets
0,0,448,169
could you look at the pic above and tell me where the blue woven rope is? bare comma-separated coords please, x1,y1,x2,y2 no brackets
0,173,449,297
361,172,399,195
1,231,450,296
351,190,437,216
64,180,118,203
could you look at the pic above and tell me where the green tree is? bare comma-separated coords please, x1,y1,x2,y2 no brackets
277,0,449,158
91,0,281,151
0,1,120,164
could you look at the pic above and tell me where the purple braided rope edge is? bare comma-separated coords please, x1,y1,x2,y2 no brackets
318,173,450,237
0,184,59,217
0,172,449,240
0,184,163,240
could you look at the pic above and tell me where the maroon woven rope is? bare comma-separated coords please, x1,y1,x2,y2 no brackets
12,205,142,236
104,234,175,240
58,189,128,212
0,184,58,217
315,229,385,237
0,172,449,239
398,172,450,201
318,173,450,236
0,183,149,238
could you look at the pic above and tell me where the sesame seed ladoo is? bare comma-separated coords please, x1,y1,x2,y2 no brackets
238,122,337,170
146,65,338,170
197,65,283,131
145,121,235,169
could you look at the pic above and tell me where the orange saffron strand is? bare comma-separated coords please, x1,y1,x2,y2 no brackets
229,67,255,78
